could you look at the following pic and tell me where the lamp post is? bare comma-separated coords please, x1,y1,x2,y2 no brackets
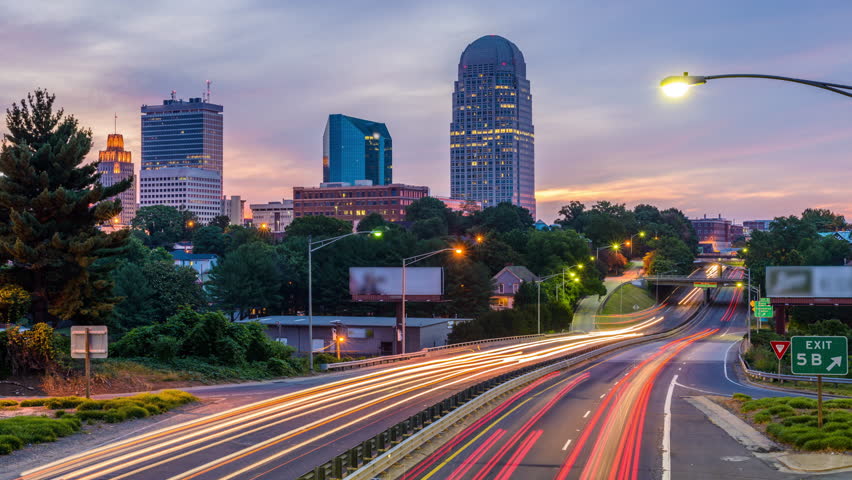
307,229,383,372
660,72,852,99
401,247,463,354
627,232,646,258
535,273,562,335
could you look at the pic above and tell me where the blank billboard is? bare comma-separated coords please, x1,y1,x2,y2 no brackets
766,266,852,298
350,267,443,296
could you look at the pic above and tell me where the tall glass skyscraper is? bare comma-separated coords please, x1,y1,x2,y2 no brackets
140,96,224,223
323,114,392,185
450,35,535,217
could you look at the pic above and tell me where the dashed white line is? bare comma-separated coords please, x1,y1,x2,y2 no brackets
561,439,573,451
583,410,591,418
662,374,678,480
600,393,606,399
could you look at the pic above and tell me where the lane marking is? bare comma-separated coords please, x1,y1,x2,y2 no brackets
673,381,725,396
583,410,590,418
662,374,678,480
599,393,605,399
561,439,573,451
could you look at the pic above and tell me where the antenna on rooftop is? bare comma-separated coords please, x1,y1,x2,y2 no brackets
114,113,117,134
170,90,177,101
205,80,211,102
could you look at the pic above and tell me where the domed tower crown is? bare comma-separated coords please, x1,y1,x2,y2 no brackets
459,35,526,77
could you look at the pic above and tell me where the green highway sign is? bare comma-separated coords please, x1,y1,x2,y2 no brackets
752,298,774,318
791,336,848,376
694,282,716,288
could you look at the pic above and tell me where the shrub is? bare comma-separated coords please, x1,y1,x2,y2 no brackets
732,393,751,402
825,435,852,451
754,412,772,424
767,405,795,416
19,399,46,407
266,358,297,377
792,430,827,448
151,336,181,363
741,399,774,412
782,415,818,427
802,438,828,451
3,324,60,375
75,410,109,422
76,400,105,411
45,396,87,409
787,398,817,409
54,410,66,418
117,405,149,420
0,434,24,455
0,400,18,407
825,399,852,409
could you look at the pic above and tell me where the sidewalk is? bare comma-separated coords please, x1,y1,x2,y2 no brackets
571,261,643,332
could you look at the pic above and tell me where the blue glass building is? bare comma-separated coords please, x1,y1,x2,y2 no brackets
450,35,536,217
323,114,392,185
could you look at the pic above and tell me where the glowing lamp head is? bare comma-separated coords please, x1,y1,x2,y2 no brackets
590,256,596,261
475,235,484,243
371,230,383,238
639,231,646,238
625,241,631,246
260,223,268,229
578,264,584,269
611,243,620,250
337,336,345,342
660,72,707,98
187,220,195,228
372,132,381,139
454,248,464,255
742,247,749,253
573,278,581,283
736,282,744,288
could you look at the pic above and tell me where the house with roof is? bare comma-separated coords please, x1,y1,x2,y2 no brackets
818,231,852,244
170,251,218,283
491,265,538,310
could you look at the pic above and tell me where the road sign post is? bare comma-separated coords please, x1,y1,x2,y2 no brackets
790,336,848,428
70,326,109,399
770,340,791,380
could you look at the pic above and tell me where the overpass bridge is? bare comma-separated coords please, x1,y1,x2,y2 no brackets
641,274,743,288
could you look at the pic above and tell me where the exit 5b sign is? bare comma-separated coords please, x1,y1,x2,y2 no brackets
791,336,848,376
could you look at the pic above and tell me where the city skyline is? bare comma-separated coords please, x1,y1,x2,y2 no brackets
2,1,852,222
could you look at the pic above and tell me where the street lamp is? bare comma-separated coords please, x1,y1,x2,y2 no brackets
660,72,852,99
535,272,562,335
307,229,383,372
400,247,464,354
627,232,646,257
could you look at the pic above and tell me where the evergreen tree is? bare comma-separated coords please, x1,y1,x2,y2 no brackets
0,90,131,325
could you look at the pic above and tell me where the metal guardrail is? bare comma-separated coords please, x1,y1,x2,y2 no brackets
738,352,852,385
297,303,707,480
322,332,570,372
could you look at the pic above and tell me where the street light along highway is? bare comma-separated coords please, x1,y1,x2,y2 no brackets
660,72,852,99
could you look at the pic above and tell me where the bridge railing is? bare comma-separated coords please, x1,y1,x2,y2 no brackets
321,332,572,372
299,301,709,480
738,350,852,385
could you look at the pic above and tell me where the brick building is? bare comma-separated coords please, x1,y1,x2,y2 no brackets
293,182,429,223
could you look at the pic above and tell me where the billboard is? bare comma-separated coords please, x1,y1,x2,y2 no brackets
766,266,852,298
349,267,443,297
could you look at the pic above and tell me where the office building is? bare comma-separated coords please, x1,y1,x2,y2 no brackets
96,133,136,226
221,195,245,226
450,35,536,217
140,94,224,220
139,167,221,223
250,200,294,233
691,215,732,243
743,220,772,232
293,182,429,224
323,114,392,186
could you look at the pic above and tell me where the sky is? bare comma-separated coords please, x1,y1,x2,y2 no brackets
1,0,851,223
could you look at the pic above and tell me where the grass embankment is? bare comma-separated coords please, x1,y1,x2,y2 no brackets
599,284,656,316
729,393,852,451
0,389,196,455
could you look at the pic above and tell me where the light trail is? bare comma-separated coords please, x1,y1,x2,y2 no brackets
21,328,647,480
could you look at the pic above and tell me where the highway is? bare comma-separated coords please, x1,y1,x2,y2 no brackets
14,294,697,480
401,270,850,480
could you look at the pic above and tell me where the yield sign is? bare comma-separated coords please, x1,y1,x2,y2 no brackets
770,341,791,360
